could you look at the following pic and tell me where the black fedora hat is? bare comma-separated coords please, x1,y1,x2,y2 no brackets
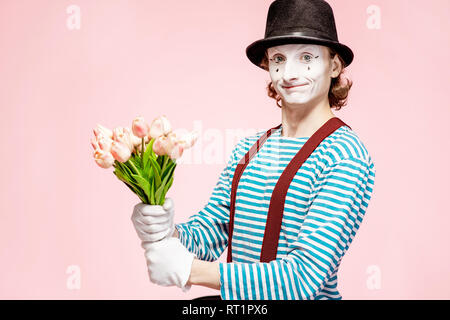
246,0,354,70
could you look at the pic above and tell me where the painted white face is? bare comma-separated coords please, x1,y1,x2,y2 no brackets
267,44,333,106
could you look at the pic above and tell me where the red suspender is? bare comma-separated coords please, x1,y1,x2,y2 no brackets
226,117,351,263
226,123,282,263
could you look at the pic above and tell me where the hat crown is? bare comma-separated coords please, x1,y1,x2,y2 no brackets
265,0,338,41
245,0,354,69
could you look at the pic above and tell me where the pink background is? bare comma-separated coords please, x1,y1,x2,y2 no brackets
1,0,449,299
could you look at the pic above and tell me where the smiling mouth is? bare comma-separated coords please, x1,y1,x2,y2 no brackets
282,84,308,89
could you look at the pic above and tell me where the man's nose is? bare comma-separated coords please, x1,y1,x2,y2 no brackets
281,58,300,82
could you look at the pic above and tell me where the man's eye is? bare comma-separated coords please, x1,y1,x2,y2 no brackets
270,55,284,63
269,54,316,64
302,54,314,62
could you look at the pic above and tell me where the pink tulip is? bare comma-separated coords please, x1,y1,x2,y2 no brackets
97,136,113,153
91,137,99,150
92,124,115,154
93,149,115,168
148,115,172,139
168,142,184,160
177,130,199,149
112,127,135,153
94,124,113,139
91,137,107,151
152,136,167,156
152,133,183,159
132,116,149,138
152,130,200,160
91,124,116,168
110,140,132,162
163,132,185,160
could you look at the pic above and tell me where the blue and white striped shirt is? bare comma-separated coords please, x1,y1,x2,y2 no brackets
176,124,376,300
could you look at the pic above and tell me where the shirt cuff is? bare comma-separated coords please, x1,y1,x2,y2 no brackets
219,262,256,300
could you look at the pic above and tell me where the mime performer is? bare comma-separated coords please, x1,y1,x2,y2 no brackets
131,0,376,300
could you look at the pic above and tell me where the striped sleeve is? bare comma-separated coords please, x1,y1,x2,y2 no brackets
219,157,376,299
175,139,244,262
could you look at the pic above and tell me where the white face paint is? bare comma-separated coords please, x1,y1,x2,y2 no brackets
267,44,333,107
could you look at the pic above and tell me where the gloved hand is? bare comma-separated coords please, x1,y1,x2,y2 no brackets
131,197,175,243
142,237,196,292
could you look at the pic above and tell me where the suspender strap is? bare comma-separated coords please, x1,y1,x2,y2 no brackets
226,117,351,263
226,124,282,263
260,117,350,262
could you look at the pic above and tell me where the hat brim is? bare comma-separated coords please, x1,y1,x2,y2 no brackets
246,35,354,70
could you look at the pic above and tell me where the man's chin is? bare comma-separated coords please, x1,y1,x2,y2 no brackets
280,98,312,107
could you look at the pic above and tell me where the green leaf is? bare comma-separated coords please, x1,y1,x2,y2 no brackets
115,162,146,193
163,156,170,172
147,168,155,182
150,177,156,204
149,156,161,187
157,154,164,168
123,180,148,203
161,160,176,182
142,147,158,182
116,161,134,182
142,138,155,171
155,161,176,204
113,164,131,183
143,158,152,178
131,173,151,201
155,185,164,205
155,172,169,204
164,162,176,185
159,175,174,205
128,153,142,172
163,175,174,196
113,171,148,203
112,167,125,180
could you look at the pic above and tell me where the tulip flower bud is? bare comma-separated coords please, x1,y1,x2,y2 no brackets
167,142,184,160
95,124,113,139
152,136,167,156
148,115,172,139
178,130,199,149
111,140,132,162
97,136,113,153
132,116,149,138
112,127,135,153
164,132,185,160
94,149,115,168
91,137,100,150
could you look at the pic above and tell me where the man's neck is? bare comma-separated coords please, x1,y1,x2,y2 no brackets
280,99,335,138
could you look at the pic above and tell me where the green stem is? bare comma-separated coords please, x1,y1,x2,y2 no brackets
141,137,145,167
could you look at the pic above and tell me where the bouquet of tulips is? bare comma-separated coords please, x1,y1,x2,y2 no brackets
90,115,199,205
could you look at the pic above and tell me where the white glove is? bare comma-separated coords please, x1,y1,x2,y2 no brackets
131,197,175,243
142,237,196,292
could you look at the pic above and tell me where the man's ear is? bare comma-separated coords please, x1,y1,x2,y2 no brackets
330,54,342,79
